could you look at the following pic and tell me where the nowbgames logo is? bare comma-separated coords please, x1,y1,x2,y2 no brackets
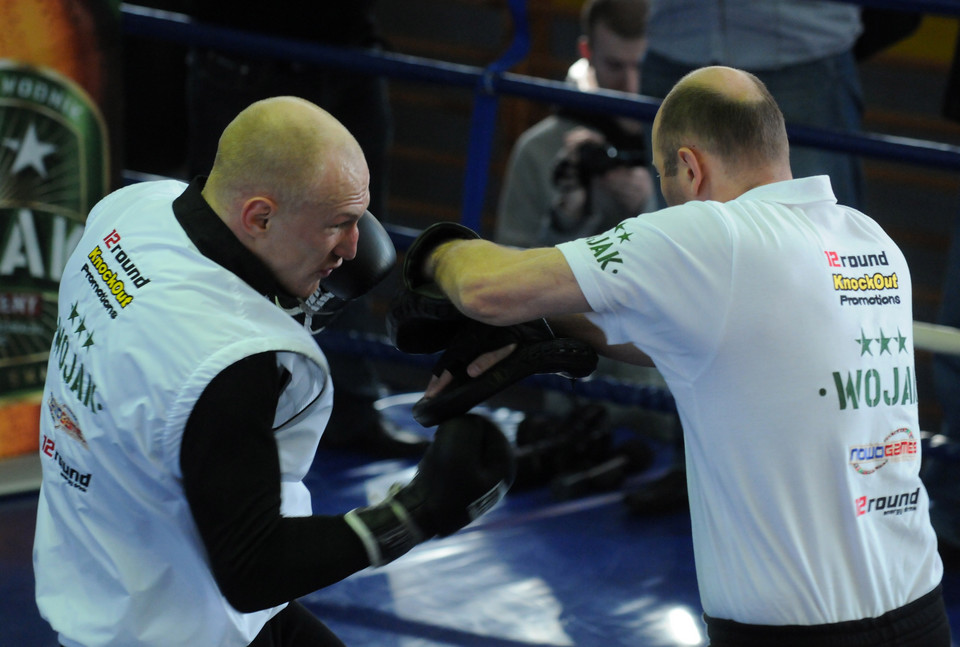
848,428,917,475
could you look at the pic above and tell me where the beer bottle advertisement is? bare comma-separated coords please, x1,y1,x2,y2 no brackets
0,0,122,458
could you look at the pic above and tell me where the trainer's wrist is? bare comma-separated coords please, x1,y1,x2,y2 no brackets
423,239,458,283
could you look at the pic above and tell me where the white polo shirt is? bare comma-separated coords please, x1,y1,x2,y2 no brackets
558,176,942,625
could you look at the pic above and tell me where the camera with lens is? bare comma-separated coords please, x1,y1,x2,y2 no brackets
553,140,647,188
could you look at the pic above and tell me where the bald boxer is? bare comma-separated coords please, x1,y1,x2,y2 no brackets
34,97,513,647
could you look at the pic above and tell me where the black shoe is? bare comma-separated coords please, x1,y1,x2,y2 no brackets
622,467,688,515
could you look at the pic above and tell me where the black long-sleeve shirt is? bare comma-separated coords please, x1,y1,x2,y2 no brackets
174,179,369,612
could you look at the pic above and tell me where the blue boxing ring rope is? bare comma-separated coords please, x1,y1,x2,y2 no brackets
119,1,960,414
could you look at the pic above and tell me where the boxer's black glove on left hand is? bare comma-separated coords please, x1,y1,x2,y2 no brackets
412,318,599,427
343,414,515,567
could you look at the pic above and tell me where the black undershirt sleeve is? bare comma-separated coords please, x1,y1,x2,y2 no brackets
180,352,370,613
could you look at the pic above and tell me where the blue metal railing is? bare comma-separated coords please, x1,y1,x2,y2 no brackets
118,1,958,411
121,2,960,234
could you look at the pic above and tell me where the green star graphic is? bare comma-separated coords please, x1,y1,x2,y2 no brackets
68,302,79,322
614,222,627,232
618,231,633,243
896,328,909,354
83,332,95,349
74,316,86,337
878,329,892,355
857,329,874,356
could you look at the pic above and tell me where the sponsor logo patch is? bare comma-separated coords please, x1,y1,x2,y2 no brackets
47,394,86,448
848,428,917,475
855,487,919,518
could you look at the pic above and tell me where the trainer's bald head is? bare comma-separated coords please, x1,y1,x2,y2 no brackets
683,65,764,100
653,65,790,181
203,96,368,219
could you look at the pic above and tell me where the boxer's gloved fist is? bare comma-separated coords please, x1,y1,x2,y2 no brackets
326,211,397,298
279,211,397,333
387,221,479,351
343,414,515,566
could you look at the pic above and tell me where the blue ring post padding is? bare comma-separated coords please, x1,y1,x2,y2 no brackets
461,0,531,233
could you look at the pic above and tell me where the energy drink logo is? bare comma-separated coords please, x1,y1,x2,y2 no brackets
855,487,919,518
0,62,108,397
824,250,889,269
41,433,92,493
848,428,917,475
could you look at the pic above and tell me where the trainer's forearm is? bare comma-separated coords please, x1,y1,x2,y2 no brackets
427,240,589,326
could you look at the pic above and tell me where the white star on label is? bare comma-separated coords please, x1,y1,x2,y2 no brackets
4,122,57,178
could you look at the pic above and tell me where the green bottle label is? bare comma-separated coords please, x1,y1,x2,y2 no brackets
0,62,109,397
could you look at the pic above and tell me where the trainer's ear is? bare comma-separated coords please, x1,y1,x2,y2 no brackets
676,146,704,198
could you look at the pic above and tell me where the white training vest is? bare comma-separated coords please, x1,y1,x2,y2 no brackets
34,180,333,647
558,176,942,625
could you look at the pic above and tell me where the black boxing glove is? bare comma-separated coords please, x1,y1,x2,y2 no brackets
343,414,515,566
386,287,467,354
401,221,479,294
386,221,479,350
278,211,397,333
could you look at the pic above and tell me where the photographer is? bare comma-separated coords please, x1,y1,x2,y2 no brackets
495,0,657,248
548,117,653,240
495,0,679,515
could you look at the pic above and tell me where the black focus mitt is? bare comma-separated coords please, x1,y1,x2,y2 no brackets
402,221,479,293
386,288,466,354
412,318,598,427
386,221,480,353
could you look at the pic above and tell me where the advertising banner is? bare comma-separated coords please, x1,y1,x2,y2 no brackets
0,0,121,459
